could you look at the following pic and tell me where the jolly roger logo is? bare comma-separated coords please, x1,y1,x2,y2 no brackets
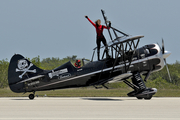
16,59,36,79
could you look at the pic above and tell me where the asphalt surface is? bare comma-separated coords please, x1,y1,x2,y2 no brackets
0,97,180,120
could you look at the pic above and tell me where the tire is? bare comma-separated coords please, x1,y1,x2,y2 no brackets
144,95,152,100
137,97,143,100
29,94,35,100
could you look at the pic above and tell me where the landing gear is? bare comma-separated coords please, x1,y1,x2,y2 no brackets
128,88,156,100
144,97,152,100
129,88,156,100
137,94,152,100
144,95,153,100
29,94,35,100
29,91,35,100
136,95,153,100
124,72,157,100
136,96,152,100
136,97,143,100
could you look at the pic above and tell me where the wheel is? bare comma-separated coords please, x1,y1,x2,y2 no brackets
29,94,35,100
136,97,143,100
144,95,152,100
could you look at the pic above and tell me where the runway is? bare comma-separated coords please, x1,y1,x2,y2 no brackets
0,97,180,120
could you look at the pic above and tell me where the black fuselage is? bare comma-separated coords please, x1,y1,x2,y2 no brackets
21,43,163,93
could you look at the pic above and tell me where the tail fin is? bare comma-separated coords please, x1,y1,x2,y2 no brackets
8,54,44,93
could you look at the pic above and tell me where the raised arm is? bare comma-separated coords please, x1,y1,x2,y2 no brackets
103,21,111,29
103,25,109,29
85,16,96,27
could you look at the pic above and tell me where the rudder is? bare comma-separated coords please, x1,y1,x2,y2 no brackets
8,54,44,93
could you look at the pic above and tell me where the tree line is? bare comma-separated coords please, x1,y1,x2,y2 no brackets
0,56,179,88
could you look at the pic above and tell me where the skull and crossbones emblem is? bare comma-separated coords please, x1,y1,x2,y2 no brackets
16,59,36,79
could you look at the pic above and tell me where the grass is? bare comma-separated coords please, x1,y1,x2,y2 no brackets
1,79,180,97
154,89,180,97
0,87,131,97
1,87,180,97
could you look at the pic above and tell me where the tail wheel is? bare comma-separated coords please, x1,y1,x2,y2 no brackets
29,94,35,100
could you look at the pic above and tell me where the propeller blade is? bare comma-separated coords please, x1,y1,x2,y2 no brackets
164,59,172,82
161,39,171,82
162,38,165,54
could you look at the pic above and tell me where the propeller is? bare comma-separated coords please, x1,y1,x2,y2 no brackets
162,39,164,54
161,39,172,82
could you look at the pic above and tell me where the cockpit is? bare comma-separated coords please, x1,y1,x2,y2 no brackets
73,58,91,68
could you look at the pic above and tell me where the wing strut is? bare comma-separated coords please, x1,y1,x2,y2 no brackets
125,39,140,71
101,9,113,41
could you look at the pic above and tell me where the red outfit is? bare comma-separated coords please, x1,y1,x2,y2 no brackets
74,60,81,68
86,17,110,60
87,18,109,37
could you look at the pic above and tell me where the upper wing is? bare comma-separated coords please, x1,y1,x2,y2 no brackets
108,35,144,47
16,75,44,84
93,35,144,50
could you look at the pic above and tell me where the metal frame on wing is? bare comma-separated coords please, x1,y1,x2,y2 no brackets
91,10,144,86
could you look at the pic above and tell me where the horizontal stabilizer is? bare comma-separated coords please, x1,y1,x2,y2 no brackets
108,73,132,83
16,75,44,84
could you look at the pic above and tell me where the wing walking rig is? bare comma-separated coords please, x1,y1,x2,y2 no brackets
92,9,143,74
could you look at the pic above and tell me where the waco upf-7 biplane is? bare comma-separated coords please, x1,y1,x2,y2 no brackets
8,10,171,100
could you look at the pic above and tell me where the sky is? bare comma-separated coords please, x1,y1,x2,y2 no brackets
0,0,179,64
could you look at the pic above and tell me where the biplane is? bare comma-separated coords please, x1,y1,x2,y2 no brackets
8,10,171,100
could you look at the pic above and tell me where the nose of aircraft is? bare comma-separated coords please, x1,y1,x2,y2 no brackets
163,50,171,59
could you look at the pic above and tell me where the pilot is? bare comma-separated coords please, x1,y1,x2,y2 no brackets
85,16,111,61
74,60,81,68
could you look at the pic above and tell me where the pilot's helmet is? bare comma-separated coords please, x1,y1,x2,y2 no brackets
77,60,81,63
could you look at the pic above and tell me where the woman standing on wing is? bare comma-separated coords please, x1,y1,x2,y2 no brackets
85,16,111,61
